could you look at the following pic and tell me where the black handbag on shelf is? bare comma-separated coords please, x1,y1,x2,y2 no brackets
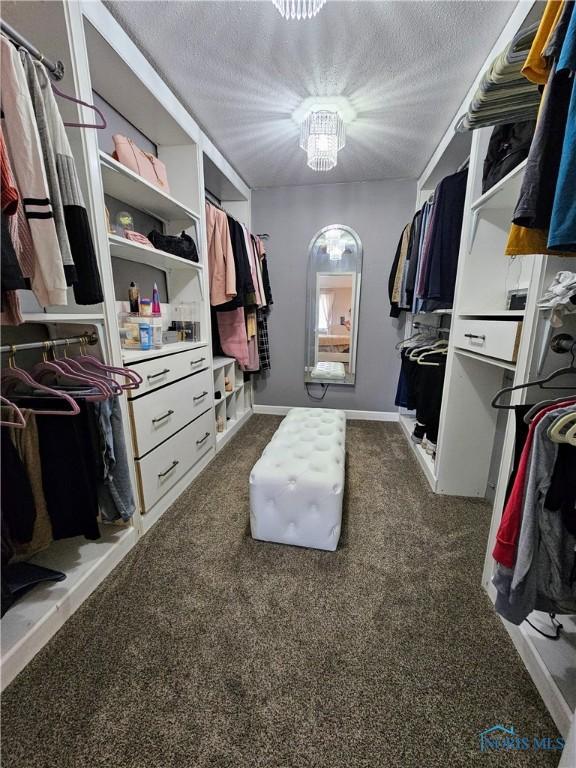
481,120,536,194
147,229,199,262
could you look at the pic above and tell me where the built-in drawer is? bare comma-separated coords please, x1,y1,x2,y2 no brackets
454,319,522,362
135,408,214,512
126,347,209,396
130,368,212,457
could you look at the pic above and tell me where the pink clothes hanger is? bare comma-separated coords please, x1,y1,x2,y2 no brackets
51,82,107,129
74,337,143,390
31,342,109,402
32,59,107,130
0,395,27,428
1,348,80,416
56,341,122,396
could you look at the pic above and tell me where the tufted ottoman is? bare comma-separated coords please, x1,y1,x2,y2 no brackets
249,408,346,551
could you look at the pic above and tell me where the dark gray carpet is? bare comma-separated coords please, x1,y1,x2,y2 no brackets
1,416,561,767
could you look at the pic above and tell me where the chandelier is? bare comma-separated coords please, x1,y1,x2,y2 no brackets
272,0,327,20
299,110,345,172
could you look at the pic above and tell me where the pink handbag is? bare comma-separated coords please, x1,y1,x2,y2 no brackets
112,134,170,193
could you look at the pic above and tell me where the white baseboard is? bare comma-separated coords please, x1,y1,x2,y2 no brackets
253,405,399,422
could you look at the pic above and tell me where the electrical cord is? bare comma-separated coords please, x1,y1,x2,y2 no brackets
305,382,330,401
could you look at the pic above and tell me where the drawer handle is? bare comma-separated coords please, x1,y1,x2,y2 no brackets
464,333,486,341
147,368,170,381
152,409,174,424
193,391,208,401
158,460,179,478
196,431,210,445
190,357,206,365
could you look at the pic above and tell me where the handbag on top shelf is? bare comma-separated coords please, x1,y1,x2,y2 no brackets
112,134,170,193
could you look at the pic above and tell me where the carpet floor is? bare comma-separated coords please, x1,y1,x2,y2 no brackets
1,416,561,768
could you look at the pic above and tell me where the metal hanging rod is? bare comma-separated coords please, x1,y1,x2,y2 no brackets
1,19,65,81
0,332,98,355
413,321,450,334
257,233,270,241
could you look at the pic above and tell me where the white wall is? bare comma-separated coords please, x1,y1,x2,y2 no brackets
251,179,417,412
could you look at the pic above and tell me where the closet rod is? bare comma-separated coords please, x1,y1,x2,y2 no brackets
413,321,450,334
457,156,470,173
1,20,65,80
0,332,98,355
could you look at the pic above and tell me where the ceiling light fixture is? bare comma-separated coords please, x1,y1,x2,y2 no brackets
299,110,345,172
272,0,327,20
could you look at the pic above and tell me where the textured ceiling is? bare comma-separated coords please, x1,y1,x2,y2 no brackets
104,0,515,188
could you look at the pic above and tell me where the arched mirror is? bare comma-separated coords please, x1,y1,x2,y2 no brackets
304,225,362,386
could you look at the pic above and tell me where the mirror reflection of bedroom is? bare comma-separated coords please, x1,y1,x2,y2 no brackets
305,225,362,386
316,273,354,372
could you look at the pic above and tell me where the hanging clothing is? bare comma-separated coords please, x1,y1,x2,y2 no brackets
421,168,468,309
27,400,102,541
34,61,104,303
93,397,136,523
0,35,67,306
257,307,271,372
493,398,576,568
205,202,237,306
217,216,255,311
9,413,53,559
216,307,249,368
521,0,566,84
20,50,76,286
548,8,576,250
493,406,576,625
388,223,410,318
0,428,37,547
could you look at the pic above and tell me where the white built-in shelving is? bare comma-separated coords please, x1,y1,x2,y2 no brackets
100,151,200,223
0,0,253,690
213,356,253,450
397,0,576,740
108,234,203,273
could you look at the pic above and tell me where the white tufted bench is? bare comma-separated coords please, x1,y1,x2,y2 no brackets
249,408,346,551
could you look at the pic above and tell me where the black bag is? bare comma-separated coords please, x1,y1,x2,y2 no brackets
482,121,536,194
147,229,199,262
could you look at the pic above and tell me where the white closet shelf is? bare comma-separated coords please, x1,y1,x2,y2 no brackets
470,159,527,212
100,152,200,223
454,347,516,371
458,310,525,318
20,313,105,323
212,356,237,370
108,234,203,273
122,341,208,364
398,413,437,490
215,408,251,449
1,526,137,691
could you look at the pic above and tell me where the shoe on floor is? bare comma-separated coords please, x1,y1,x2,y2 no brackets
411,422,426,444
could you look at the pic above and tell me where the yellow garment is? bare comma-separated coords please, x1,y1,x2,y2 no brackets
505,223,573,257
522,0,564,84
246,309,257,338
391,222,411,304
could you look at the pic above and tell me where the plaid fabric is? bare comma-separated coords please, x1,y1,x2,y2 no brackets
257,308,271,371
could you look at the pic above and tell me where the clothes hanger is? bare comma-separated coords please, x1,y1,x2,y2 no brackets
523,396,576,424
74,337,142,390
56,340,124,395
491,353,576,410
1,348,80,416
0,395,27,428
33,60,107,130
547,410,576,446
31,342,110,401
